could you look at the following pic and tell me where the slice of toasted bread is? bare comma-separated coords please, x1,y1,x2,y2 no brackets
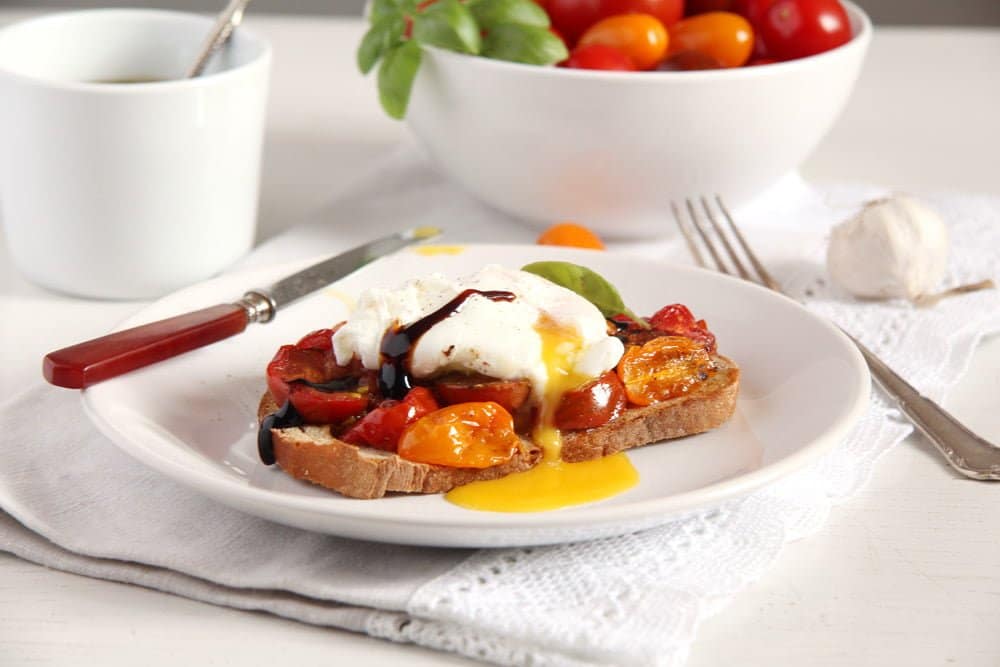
258,354,739,499
258,394,542,499
560,355,739,462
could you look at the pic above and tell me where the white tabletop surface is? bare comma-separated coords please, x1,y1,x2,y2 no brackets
1,11,999,666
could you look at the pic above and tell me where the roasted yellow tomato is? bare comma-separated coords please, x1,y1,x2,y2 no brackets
398,401,521,468
578,14,670,70
617,335,715,405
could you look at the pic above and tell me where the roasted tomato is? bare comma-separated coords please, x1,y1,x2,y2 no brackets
757,0,851,60
398,402,521,468
287,384,368,424
648,303,717,353
667,12,754,68
265,325,352,404
578,14,669,70
341,386,439,452
617,336,716,405
433,374,531,414
555,370,627,430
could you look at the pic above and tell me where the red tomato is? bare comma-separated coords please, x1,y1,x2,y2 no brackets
554,371,627,430
563,43,637,70
578,14,669,70
547,0,682,45
732,0,775,57
398,402,521,468
686,0,735,13
266,345,342,405
545,0,603,46
287,384,368,424
341,387,439,452
295,326,338,351
667,12,754,68
649,303,717,353
434,375,531,413
747,56,777,65
758,0,851,60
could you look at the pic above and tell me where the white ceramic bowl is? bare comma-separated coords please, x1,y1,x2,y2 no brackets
407,1,871,237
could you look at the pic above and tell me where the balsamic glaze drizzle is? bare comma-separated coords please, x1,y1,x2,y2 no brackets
258,400,303,465
378,288,515,400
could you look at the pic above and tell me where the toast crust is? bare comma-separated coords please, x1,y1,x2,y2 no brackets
258,355,739,499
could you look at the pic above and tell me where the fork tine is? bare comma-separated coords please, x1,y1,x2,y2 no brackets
699,196,752,281
685,198,729,274
671,201,707,268
714,195,781,292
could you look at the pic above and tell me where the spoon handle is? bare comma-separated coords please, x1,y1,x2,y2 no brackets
187,0,253,78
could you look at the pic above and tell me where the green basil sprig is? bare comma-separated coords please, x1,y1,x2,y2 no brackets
521,261,650,327
358,0,568,119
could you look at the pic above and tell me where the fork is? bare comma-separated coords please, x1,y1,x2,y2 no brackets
672,195,1000,481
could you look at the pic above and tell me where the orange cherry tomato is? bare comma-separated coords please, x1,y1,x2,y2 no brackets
397,402,521,468
578,14,669,70
668,12,754,68
537,222,606,249
617,336,715,406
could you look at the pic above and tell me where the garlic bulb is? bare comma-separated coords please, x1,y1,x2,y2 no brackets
826,195,949,300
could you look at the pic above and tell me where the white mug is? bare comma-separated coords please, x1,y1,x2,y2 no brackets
0,9,271,299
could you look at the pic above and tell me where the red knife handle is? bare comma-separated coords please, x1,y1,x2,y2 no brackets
43,303,250,389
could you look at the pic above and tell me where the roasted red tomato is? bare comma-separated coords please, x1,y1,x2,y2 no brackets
341,386,439,452
294,327,338,351
648,303,717,353
757,0,851,60
555,371,627,430
563,43,637,70
266,346,337,405
433,375,531,414
287,384,368,424
398,401,520,468
667,11,753,68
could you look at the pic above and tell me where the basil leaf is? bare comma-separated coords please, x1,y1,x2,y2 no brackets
377,40,423,120
521,261,645,323
412,0,481,55
481,23,568,65
357,14,406,74
369,0,410,22
468,0,550,29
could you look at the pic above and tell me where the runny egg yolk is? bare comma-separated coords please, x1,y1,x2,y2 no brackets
445,315,638,512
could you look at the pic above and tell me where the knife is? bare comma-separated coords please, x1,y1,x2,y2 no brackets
43,226,442,389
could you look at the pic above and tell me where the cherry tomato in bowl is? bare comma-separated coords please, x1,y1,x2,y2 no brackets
547,0,683,45
758,0,851,60
563,43,637,71
667,12,754,68
578,14,669,70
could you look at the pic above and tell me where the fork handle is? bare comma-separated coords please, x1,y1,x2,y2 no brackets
849,334,1000,480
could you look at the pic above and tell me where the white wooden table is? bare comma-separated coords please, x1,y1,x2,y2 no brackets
1,12,998,666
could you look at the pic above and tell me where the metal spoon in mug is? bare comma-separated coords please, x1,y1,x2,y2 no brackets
187,0,253,78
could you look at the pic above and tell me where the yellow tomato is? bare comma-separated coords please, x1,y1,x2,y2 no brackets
537,222,606,250
578,14,669,70
398,402,521,469
667,11,754,68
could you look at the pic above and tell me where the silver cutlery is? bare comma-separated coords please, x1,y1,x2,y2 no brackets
673,195,1000,481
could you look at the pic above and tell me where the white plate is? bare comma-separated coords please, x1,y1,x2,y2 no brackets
83,245,870,548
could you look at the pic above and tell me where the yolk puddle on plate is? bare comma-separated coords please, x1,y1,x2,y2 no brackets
446,314,638,512
413,244,466,256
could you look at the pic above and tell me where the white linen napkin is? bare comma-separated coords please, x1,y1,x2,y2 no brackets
2,145,999,667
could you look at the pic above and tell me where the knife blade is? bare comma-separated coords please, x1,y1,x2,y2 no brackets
43,226,442,389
